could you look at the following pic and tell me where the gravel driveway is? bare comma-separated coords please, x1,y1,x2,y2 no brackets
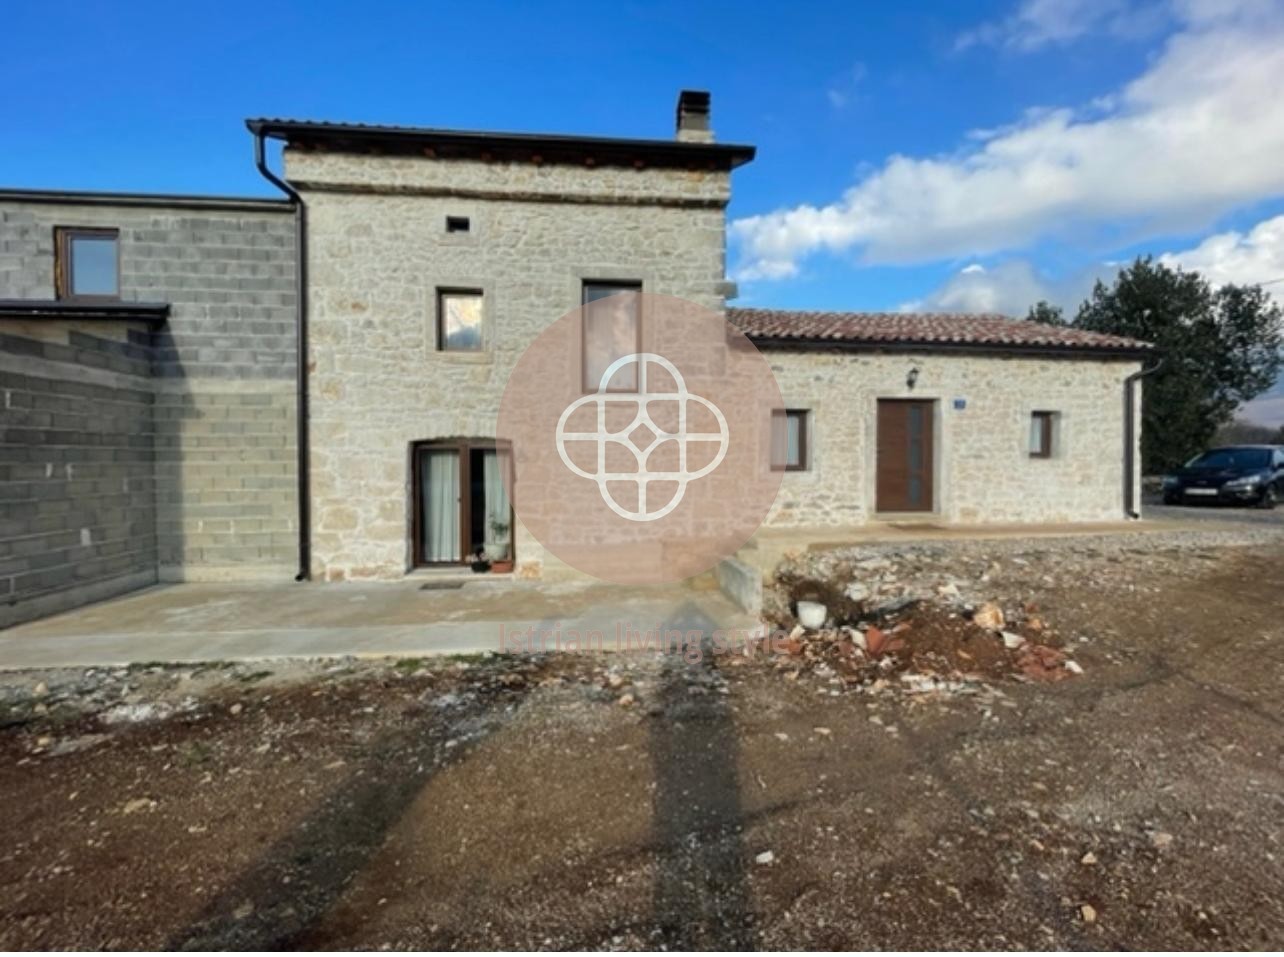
1144,495,1284,526
2,535,1283,949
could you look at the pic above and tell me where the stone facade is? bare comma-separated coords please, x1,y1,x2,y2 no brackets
0,194,298,623
291,151,730,581
765,349,1143,527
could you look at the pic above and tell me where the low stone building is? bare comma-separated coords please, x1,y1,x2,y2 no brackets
730,308,1152,528
0,91,1155,623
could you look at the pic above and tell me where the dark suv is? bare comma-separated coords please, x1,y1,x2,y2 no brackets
1162,445,1284,509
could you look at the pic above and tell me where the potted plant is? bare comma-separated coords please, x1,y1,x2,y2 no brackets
488,518,513,573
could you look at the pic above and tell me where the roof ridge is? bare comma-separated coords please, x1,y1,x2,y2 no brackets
725,305,1154,355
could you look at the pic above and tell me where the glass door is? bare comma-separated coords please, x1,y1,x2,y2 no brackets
416,446,461,564
413,441,512,567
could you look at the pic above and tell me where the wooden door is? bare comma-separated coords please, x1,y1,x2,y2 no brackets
876,400,935,512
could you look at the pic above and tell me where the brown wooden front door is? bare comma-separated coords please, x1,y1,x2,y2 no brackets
876,399,935,513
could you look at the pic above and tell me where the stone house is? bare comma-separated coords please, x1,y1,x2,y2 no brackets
0,91,1155,623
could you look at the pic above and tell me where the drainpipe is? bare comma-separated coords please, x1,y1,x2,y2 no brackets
252,130,311,581
1123,354,1164,519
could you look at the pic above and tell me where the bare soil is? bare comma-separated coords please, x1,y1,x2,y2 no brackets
1,543,1282,950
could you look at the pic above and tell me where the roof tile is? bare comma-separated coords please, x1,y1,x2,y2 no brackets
727,307,1153,354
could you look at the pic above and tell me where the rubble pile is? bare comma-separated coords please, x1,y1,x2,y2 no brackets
764,545,1088,693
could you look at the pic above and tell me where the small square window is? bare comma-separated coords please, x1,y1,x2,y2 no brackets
437,290,484,352
55,227,119,300
446,215,470,234
771,409,809,471
1030,410,1058,458
582,281,641,391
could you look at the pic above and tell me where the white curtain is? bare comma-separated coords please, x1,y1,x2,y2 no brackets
421,450,460,562
482,450,512,560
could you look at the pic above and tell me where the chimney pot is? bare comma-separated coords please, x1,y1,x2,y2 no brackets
676,89,713,143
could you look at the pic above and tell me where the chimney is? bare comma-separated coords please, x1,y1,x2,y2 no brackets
675,90,713,143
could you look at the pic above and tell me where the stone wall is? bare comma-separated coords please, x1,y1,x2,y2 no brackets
0,322,157,627
764,349,1143,527
290,150,731,580
0,196,299,586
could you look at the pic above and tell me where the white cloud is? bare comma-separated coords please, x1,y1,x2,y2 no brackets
731,0,1284,281
1161,215,1284,426
1158,215,1284,289
905,212,1284,318
1242,393,1284,427
955,0,1170,52
826,63,867,110
901,259,1111,315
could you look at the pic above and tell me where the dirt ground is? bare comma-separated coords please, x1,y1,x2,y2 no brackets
1,541,1282,949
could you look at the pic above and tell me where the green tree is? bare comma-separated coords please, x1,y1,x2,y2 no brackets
1071,258,1283,472
1025,300,1066,326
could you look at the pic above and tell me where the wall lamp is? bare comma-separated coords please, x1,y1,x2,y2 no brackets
906,366,920,390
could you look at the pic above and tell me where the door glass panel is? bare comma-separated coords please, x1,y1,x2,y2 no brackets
419,449,460,562
908,475,922,506
481,449,512,561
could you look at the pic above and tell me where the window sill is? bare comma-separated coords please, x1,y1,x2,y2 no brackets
433,350,495,365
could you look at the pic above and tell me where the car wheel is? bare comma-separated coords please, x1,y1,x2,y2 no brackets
1162,492,1180,505
1258,486,1277,510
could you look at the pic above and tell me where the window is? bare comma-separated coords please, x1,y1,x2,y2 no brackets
582,281,641,391
55,227,119,300
771,409,809,471
446,215,470,234
437,289,484,352
1029,411,1057,458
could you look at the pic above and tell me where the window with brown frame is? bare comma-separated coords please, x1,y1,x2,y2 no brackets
1029,410,1058,458
55,227,120,300
436,289,484,352
771,409,809,471
582,280,642,391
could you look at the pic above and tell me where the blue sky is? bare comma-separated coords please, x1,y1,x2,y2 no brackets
6,0,1284,420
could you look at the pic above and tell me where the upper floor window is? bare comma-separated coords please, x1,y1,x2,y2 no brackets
437,289,484,352
583,281,641,391
1029,410,1058,458
55,227,119,300
771,409,810,471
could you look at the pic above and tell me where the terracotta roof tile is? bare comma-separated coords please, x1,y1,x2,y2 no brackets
727,307,1153,354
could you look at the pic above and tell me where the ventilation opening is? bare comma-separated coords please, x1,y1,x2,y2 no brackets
446,215,470,234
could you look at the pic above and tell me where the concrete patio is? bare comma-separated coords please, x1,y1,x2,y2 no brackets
733,514,1249,574
0,577,759,670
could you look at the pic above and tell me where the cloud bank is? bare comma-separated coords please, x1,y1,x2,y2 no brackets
731,0,1284,281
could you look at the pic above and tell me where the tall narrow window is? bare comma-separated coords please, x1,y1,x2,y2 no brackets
582,281,641,391
771,409,809,471
55,227,119,300
1030,411,1057,458
437,289,484,352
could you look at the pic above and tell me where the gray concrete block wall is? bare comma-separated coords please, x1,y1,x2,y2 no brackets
0,326,157,627
2,205,298,374
1,196,300,602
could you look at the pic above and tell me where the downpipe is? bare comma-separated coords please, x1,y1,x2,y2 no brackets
1123,355,1164,519
252,131,311,581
